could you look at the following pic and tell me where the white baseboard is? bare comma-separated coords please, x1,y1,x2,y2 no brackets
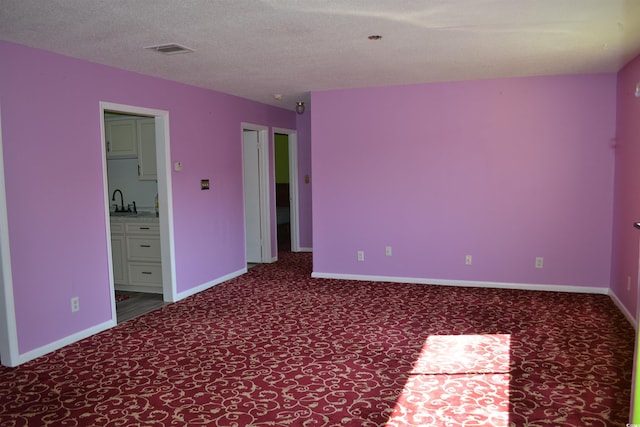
9,267,248,367
13,319,115,367
297,247,313,252
608,289,636,328
312,271,610,295
175,267,247,301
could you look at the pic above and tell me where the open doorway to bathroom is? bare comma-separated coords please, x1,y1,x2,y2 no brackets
100,102,176,324
103,111,164,322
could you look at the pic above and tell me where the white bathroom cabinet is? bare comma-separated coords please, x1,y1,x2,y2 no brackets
110,217,162,294
105,119,137,159
105,116,157,181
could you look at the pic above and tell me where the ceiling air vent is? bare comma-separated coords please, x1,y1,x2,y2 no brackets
145,43,194,55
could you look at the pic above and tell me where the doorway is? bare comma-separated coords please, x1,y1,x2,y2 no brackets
100,102,176,323
273,128,300,252
274,133,291,251
241,125,299,264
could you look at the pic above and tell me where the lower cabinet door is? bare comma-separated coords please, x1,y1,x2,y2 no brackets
128,262,163,292
111,235,127,285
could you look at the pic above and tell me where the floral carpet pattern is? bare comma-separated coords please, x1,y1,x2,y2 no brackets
0,253,634,426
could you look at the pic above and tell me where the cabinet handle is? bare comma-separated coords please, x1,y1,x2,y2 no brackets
142,271,152,275
140,245,151,248
107,141,111,152
138,164,140,176
139,227,150,230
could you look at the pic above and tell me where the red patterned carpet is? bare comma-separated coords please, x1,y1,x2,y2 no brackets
0,253,634,426
114,293,130,303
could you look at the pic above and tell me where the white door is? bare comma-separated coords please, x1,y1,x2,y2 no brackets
243,130,262,263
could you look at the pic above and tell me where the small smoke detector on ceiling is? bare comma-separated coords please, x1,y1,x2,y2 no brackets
145,43,194,55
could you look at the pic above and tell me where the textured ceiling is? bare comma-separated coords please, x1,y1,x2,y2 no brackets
1,0,640,110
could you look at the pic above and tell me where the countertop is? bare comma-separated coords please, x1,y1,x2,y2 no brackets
109,212,159,222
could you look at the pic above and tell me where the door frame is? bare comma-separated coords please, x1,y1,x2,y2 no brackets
272,128,300,252
241,123,272,263
100,102,177,313
0,105,20,366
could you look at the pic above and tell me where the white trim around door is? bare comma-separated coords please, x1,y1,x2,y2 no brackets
100,102,177,311
0,105,20,367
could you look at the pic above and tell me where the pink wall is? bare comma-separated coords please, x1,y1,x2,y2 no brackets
311,75,616,287
0,41,295,355
611,54,640,317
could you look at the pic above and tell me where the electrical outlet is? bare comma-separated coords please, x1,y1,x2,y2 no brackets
385,246,392,256
535,257,544,269
71,297,79,313
357,251,365,262
465,255,472,265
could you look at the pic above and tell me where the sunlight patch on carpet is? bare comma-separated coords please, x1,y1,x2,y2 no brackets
387,334,511,426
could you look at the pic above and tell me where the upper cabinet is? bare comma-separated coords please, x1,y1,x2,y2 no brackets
105,119,137,158
137,118,157,181
105,116,157,181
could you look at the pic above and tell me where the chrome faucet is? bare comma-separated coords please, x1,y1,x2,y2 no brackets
112,189,124,212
